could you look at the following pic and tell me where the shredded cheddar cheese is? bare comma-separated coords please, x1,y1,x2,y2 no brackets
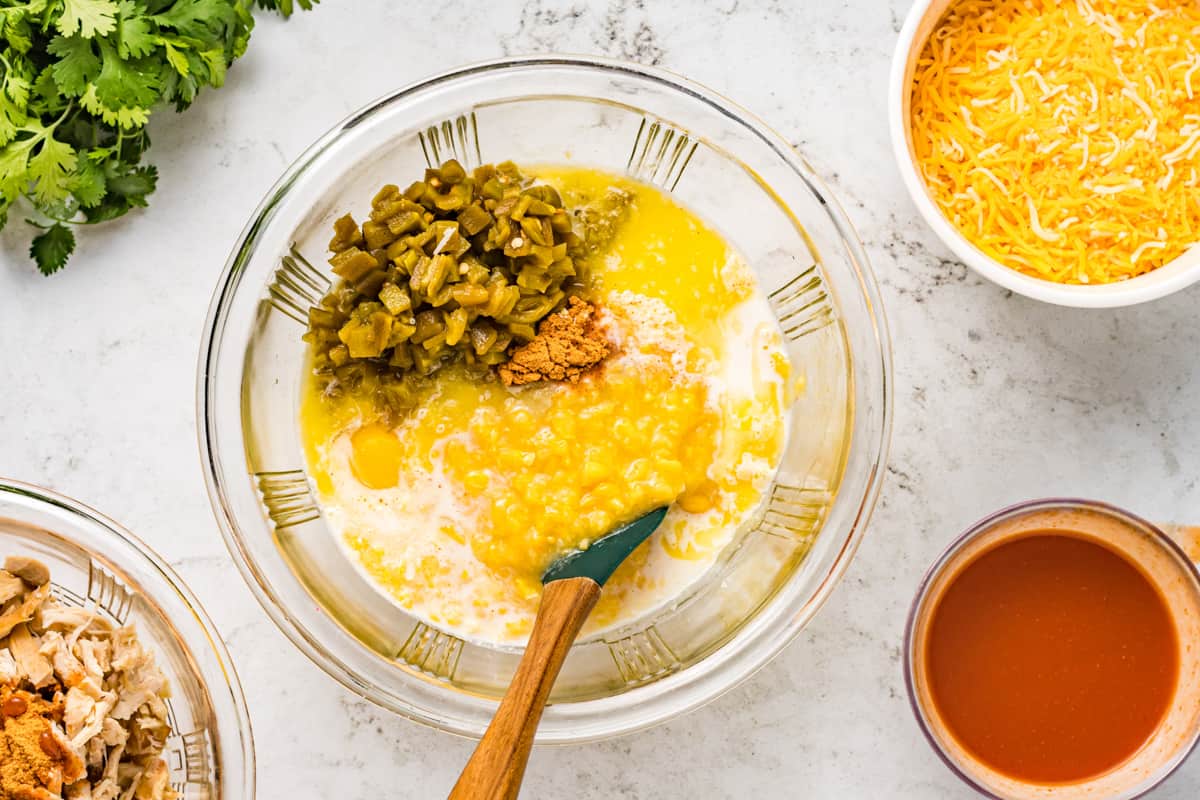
911,0,1200,284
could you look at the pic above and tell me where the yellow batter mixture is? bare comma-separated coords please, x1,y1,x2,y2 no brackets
301,166,790,643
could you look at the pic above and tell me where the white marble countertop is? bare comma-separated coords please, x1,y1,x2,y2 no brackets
2,1,1198,797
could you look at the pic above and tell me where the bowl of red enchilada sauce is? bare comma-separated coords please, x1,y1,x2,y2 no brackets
906,500,1200,799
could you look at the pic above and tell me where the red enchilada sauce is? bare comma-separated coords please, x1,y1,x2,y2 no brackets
925,533,1178,783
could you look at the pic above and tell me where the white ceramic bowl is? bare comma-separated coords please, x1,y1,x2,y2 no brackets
889,0,1200,308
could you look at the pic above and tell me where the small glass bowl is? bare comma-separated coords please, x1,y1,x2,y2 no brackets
199,55,892,742
0,479,254,799
905,499,1200,799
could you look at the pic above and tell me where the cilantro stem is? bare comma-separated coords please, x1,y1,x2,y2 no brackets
19,200,110,227
46,104,73,132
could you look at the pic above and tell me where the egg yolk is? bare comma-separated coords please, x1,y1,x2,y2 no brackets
349,424,404,489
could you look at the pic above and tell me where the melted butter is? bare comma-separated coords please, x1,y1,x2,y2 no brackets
533,165,753,348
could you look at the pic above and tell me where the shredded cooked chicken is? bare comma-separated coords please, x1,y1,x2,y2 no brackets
0,556,176,800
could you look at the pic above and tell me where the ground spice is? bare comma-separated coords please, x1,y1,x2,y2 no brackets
499,297,611,386
0,686,72,799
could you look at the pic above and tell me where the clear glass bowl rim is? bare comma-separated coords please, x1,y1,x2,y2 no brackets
0,477,256,797
198,53,894,741
902,497,1200,799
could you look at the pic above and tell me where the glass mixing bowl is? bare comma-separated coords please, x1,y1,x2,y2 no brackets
0,480,254,798
199,55,892,742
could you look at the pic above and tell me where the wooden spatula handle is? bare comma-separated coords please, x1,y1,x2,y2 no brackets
449,576,601,800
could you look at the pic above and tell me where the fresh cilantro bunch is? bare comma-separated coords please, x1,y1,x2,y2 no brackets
0,0,316,274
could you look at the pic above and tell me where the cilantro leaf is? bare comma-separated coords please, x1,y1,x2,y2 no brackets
1,1,51,20
0,2,49,53
3,17,33,53
29,222,75,275
0,132,37,201
69,157,106,206
157,64,193,109
2,55,32,107
114,1,156,58
162,41,188,76
77,159,156,222
93,39,159,108
1,50,35,140
105,162,155,203
153,0,238,39
255,0,318,18
27,130,77,203
47,36,101,97
28,68,63,114
0,97,19,144
0,70,31,144
79,82,149,128
0,121,69,201
198,46,225,86
232,2,253,57
56,0,119,39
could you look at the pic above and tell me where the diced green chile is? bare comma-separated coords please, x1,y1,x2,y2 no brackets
304,159,626,415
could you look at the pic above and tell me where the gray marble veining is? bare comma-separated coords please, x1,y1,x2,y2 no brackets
1,0,1197,796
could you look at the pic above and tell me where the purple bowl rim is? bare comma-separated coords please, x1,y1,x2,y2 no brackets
902,497,1200,800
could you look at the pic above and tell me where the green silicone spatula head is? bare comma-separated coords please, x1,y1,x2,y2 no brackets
450,505,670,800
541,505,670,586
